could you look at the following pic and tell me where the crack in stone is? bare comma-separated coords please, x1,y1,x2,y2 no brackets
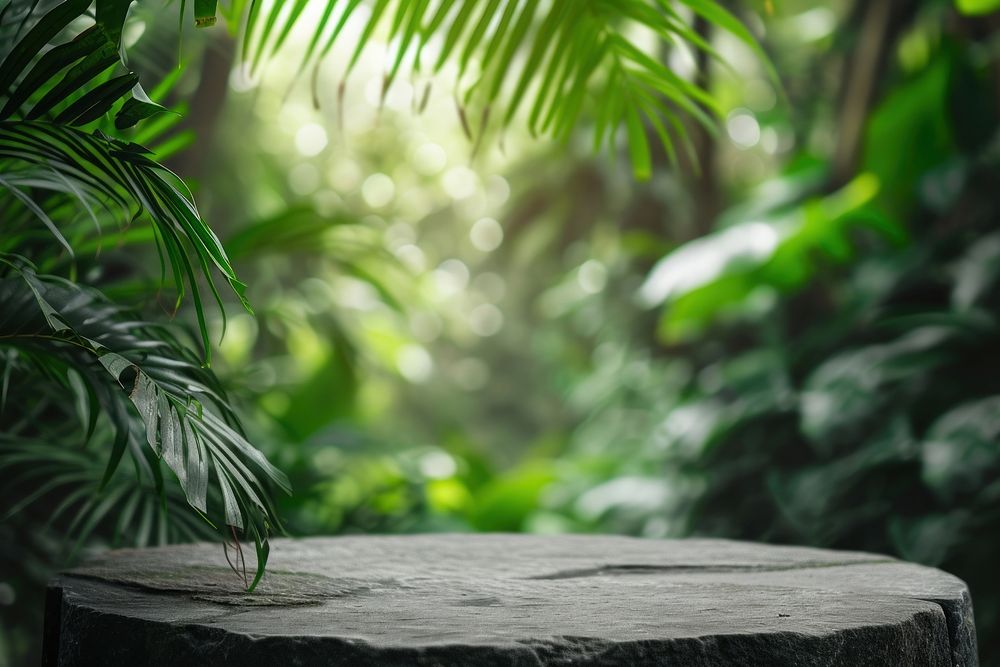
47,537,975,665
914,593,978,667
526,559,895,580
64,566,388,607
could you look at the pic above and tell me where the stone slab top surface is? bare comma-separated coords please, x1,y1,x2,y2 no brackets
46,534,978,666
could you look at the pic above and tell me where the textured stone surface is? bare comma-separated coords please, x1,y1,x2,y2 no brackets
44,534,978,666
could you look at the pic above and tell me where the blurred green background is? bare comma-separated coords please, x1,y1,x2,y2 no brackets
3,0,1000,664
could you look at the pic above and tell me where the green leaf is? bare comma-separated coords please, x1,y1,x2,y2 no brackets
0,173,74,258
624,103,651,180
195,0,219,27
99,398,131,491
0,0,91,95
955,0,1000,15
0,121,252,356
95,0,136,44
219,0,750,179
675,0,778,83
115,84,170,130
55,72,140,126
26,44,119,120
248,536,269,592
0,266,287,535
0,26,105,120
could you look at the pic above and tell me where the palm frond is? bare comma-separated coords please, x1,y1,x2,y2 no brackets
0,121,250,357
0,0,773,595
0,0,244,355
0,0,166,129
0,430,218,550
213,0,769,179
0,256,288,587
0,1,280,583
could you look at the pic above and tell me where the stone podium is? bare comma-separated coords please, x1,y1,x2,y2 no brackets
43,534,977,665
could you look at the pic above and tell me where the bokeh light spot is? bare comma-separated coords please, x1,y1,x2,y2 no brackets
469,303,503,337
295,123,328,157
727,109,761,149
362,172,396,208
469,217,504,252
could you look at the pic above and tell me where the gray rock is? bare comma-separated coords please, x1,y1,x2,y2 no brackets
44,534,977,665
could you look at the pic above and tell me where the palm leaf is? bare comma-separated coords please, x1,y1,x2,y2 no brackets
0,257,288,585
207,0,770,179
0,121,250,358
0,0,224,351
0,0,276,587
0,431,218,548
0,0,166,129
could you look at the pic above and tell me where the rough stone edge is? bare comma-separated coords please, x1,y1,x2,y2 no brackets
43,537,981,667
41,585,62,667
43,575,958,667
917,588,979,667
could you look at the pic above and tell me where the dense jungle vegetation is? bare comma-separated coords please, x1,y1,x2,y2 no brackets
1,0,998,663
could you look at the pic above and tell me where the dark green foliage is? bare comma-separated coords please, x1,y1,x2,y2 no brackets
0,10,287,657
676,181,1000,656
0,0,280,550
0,259,290,527
529,25,1000,661
2,0,997,664
0,1,746,664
